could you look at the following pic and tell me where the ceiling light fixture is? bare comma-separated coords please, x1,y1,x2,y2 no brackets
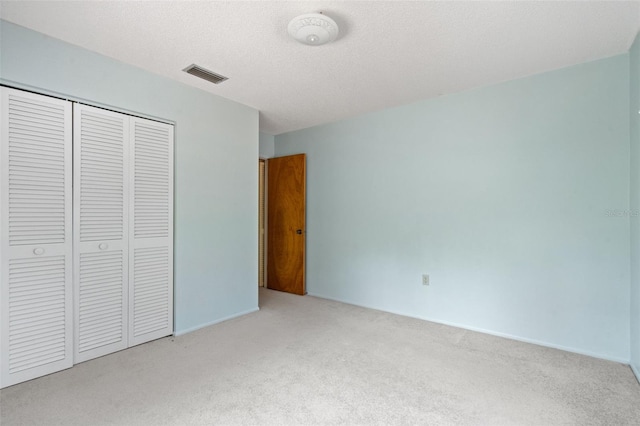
288,13,339,46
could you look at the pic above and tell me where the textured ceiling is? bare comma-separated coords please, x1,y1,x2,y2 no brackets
1,1,639,135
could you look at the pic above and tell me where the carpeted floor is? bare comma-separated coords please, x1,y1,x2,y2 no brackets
1,288,639,425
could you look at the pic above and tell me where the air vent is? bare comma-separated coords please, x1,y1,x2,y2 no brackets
183,64,228,85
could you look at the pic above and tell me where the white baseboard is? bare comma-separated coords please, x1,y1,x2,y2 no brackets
174,307,260,336
306,292,629,365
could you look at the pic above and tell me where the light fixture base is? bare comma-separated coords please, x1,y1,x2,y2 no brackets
288,13,339,46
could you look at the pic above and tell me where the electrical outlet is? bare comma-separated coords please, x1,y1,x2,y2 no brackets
422,274,429,285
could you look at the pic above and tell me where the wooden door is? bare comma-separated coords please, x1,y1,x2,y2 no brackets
267,154,306,295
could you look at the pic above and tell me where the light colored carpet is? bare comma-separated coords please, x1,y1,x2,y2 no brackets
1,288,639,425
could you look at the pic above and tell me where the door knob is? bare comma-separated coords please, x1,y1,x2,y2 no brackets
98,243,109,250
296,229,303,234
33,248,45,255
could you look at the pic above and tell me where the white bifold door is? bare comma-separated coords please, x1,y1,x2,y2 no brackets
73,104,129,363
1,88,173,388
128,117,174,347
0,88,73,387
73,104,174,362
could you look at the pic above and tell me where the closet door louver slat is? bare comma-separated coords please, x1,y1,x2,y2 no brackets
1,88,73,388
129,118,173,347
73,104,129,363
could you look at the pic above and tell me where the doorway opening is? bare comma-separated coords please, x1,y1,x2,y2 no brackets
258,159,266,287
259,154,306,295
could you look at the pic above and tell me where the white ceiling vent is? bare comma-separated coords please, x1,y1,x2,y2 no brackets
183,64,228,84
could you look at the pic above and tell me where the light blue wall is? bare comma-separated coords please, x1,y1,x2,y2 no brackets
0,20,259,334
259,132,275,158
276,55,631,361
630,32,640,378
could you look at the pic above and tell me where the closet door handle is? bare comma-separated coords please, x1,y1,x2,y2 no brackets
98,243,109,250
33,248,45,255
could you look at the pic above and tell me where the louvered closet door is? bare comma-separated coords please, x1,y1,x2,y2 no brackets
128,117,173,347
73,104,129,363
0,88,73,388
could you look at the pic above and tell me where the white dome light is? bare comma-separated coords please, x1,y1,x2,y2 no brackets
288,13,339,46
